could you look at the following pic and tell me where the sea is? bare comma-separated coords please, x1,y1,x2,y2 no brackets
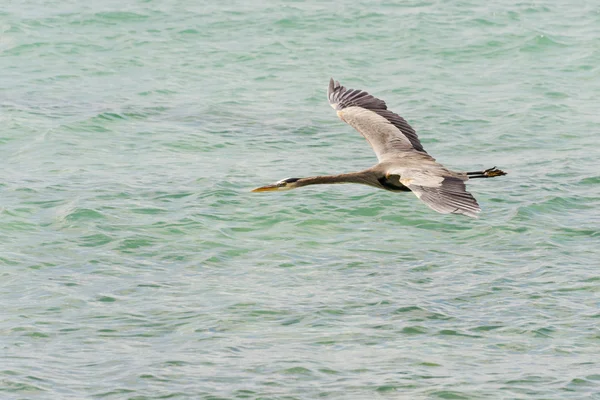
2,0,600,398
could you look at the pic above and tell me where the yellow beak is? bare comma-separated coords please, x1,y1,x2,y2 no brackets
251,184,279,192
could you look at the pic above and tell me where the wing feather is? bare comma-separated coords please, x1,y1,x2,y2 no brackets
328,79,386,110
406,175,480,218
327,78,426,157
385,158,480,218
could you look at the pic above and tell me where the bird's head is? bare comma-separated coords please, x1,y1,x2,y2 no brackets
251,177,301,192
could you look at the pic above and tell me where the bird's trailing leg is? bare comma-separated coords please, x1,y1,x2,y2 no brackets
466,166,507,179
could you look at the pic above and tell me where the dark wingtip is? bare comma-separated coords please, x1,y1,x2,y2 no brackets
328,78,345,106
328,78,335,97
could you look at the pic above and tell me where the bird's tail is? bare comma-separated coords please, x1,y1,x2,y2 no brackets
467,166,507,179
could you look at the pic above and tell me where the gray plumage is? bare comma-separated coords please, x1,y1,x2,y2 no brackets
328,79,425,153
252,78,506,218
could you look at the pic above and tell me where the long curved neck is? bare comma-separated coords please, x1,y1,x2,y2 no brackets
294,171,377,188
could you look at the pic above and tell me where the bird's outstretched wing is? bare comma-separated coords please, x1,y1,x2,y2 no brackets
328,78,481,218
386,162,481,218
328,78,426,161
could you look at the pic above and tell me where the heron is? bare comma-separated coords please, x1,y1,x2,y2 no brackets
252,79,506,218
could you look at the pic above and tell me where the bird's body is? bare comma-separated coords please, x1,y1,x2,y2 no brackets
252,79,506,218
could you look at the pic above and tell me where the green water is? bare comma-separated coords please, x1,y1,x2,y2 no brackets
2,1,600,398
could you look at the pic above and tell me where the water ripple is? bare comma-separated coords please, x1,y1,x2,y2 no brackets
2,0,600,398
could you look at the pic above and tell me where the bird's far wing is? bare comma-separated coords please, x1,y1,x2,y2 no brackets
387,164,481,218
328,78,426,161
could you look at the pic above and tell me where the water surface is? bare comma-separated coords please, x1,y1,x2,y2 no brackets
2,1,600,398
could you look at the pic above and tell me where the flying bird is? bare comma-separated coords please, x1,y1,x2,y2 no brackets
252,79,506,218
